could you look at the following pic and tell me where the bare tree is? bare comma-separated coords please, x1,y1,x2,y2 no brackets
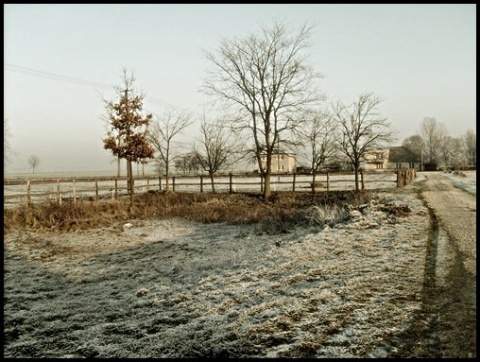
152,158,166,177
463,129,476,167
332,92,396,191
149,108,193,191
419,117,447,169
132,158,149,177
402,134,424,159
174,151,201,175
107,155,122,177
102,68,155,207
28,154,40,174
197,116,238,192
296,109,338,193
450,137,468,170
203,20,323,199
440,135,457,169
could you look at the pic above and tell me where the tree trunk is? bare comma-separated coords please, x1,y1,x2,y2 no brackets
264,172,271,199
312,172,317,195
165,164,170,191
209,172,216,192
127,159,134,207
117,157,121,177
354,164,359,191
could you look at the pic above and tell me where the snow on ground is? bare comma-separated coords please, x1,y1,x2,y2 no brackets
4,185,435,357
439,170,476,196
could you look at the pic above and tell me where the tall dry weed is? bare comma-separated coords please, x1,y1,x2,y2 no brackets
4,190,374,233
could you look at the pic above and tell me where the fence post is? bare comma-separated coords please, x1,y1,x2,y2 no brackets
326,171,330,191
95,179,99,202
361,171,365,190
26,180,31,205
159,176,162,191
396,170,401,187
73,178,77,204
200,175,203,193
114,178,118,199
229,173,233,193
57,179,62,205
292,173,296,192
172,177,176,192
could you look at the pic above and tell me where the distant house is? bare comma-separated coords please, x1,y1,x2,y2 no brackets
363,149,390,170
260,152,296,174
363,147,421,170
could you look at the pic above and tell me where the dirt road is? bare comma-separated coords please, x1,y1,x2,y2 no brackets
391,172,476,357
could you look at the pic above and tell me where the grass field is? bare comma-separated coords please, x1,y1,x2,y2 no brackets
3,172,476,357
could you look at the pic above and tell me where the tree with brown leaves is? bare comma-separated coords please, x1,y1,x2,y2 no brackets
103,69,155,207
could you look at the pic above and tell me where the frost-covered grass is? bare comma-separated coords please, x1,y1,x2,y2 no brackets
4,189,431,358
440,170,476,196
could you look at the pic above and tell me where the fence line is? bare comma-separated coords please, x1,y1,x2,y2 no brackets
396,169,417,187
4,171,414,207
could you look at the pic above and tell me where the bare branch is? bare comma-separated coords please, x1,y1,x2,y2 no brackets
149,108,193,190
28,154,40,174
419,117,447,166
195,116,240,192
332,92,396,191
202,20,323,198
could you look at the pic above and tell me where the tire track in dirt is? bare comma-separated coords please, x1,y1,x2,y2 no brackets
391,173,476,358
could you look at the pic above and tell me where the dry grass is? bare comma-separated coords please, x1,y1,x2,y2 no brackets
3,190,374,234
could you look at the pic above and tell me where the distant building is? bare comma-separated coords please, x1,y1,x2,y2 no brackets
260,152,296,174
363,149,390,170
363,147,421,170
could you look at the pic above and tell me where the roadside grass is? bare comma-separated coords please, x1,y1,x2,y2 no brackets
3,190,374,234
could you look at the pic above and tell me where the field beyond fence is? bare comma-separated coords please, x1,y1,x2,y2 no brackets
3,170,416,208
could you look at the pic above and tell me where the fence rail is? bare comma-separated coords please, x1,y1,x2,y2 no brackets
4,170,416,207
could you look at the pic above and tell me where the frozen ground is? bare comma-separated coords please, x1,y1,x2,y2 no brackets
3,172,476,358
440,170,476,196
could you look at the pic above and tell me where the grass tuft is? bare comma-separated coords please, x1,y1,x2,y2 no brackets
4,190,376,234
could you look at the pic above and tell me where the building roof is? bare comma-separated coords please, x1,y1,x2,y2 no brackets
387,146,420,163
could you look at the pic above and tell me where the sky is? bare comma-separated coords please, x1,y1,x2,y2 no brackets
4,4,476,173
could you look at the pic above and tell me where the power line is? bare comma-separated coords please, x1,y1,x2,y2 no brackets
4,63,181,110
4,63,112,90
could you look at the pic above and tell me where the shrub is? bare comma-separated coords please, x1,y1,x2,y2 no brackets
4,190,375,234
307,204,350,229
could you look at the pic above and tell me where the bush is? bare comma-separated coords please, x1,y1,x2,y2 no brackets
4,190,374,234
307,204,350,229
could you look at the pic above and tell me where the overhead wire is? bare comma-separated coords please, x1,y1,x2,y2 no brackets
4,63,182,111
4,63,112,90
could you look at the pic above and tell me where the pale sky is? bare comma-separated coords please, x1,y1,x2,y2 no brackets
4,4,476,173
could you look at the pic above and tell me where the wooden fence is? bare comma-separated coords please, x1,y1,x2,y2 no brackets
396,169,417,187
4,170,415,207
